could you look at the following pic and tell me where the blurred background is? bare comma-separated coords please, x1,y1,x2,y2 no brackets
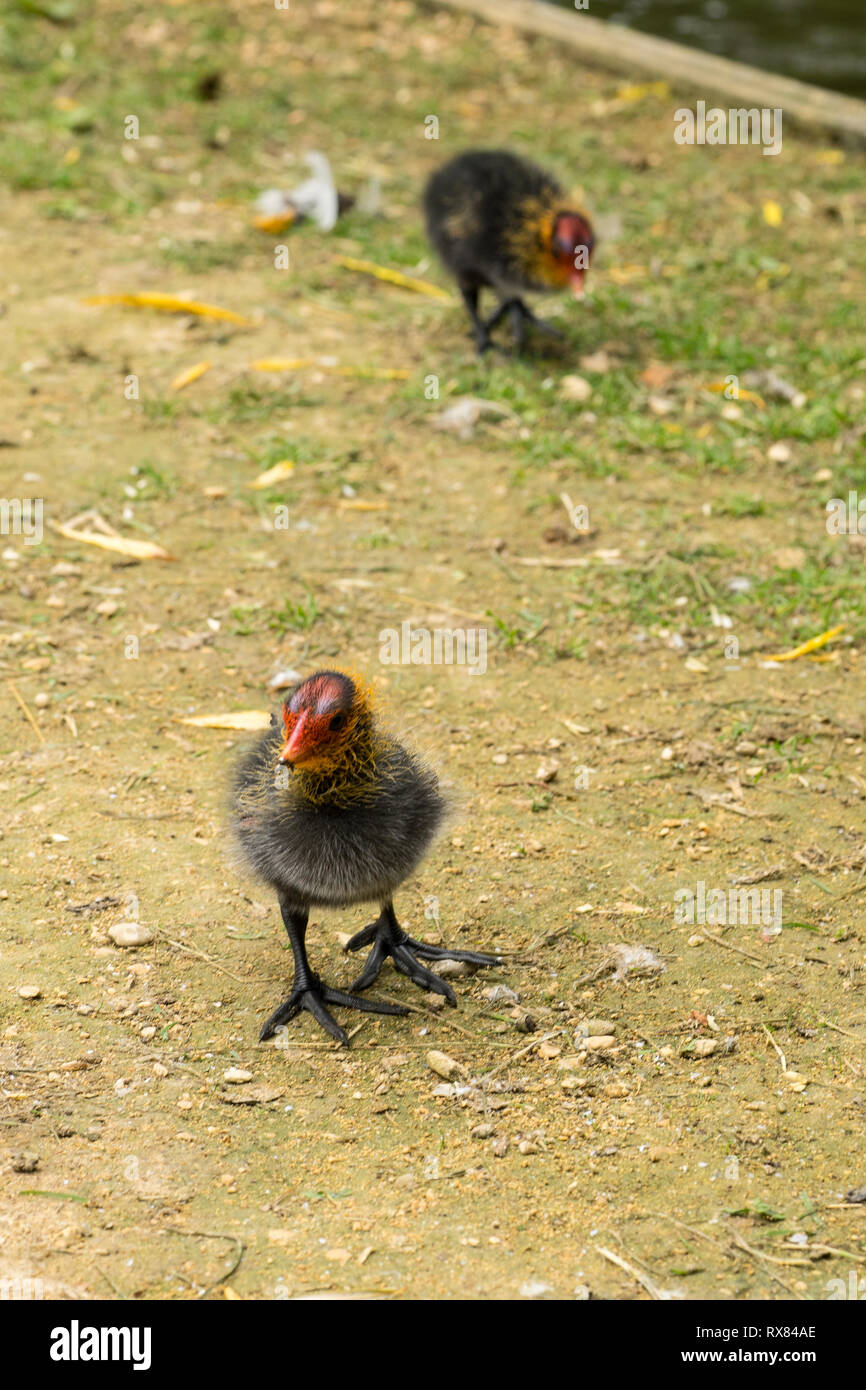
557,0,866,96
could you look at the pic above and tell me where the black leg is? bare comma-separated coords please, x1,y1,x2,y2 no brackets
460,283,493,354
259,895,408,1045
345,901,500,1006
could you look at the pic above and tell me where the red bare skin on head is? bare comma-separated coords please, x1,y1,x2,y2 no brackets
550,212,594,295
279,671,356,767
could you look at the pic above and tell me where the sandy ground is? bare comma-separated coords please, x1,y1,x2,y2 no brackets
1,0,866,1300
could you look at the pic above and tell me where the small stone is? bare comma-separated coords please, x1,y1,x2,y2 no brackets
581,1019,616,1037
422,991,446,1011
483,985,519,1005
223,1067,253,1084
10,1152,40,1173
471,1123,494,1139
579,351,610,373
648,1145,672,1162
18,984,41,1000
693,1039,718,1058
491,752,508,765
518,1140,539,1155
139,1025,156,1041
34,692,50,708
434,958,473,979
537,1042,561,1060
152,1062,168,1077
109,922,153,948
535,761,559,784
426,1050,463,1080
603,1080,630,1098
648,394,675,415
583,1034,616,1051
491,1135,510,1158
687,934,704,947
735,740,757,755
558,1056,586,1072
560,374,592,403
768,441,791,463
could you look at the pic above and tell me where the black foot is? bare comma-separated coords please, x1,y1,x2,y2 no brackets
259,975,408,1046
345,906,500,1006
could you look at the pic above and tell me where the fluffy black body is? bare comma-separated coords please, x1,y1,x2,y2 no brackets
424,148,563,297
232,724,445,910
229,673,499,1044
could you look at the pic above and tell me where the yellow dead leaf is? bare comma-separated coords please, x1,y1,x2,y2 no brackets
63,147,81,166
177,711,271,731
171,360,211,392
249,358,409,380
52,522,174,561
704,382,765,407
221,1286,243,1300
762,200,783,227
815,149,844,165
766,624,844,663
615,80,670,103
335,256,453,301
247,460,295,490
85,293,251,324
253,210,298,234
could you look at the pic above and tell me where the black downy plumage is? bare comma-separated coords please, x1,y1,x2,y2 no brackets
424,148,594,352
231,670,499,1044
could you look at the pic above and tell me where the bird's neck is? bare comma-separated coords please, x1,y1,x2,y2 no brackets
293,711,384,809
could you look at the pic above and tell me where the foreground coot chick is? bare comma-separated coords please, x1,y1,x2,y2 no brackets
232,670,499,1044
424,148,594,353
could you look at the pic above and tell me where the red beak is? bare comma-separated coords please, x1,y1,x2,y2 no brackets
569,268,586,299
278,711,312,765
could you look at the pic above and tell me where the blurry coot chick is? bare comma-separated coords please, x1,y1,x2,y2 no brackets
232,670,499,1044
424,148,594,353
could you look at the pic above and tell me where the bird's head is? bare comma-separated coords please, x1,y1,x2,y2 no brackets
549,211,594,297
277,670,368,772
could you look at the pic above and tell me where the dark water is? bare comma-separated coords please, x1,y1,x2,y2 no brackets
558,0,866,98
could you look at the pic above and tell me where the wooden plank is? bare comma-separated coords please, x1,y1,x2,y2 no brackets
436,0,866,145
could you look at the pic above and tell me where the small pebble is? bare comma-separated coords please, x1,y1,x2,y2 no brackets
109,922,153,948
471,1123,494,1140
18,984,41,1000
583,1034,616,1051
581,1018,615,1037
34,692,49,708
139,1025,156,1041
224,1068,254,1084
426,1050,462,1080
435,958,472,979
560,374,592,403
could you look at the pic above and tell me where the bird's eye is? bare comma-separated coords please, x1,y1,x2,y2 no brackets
329,712,347,732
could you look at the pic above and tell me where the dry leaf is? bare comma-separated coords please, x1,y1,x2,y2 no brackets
247,460,295,490
85,293,250,324
766,625,844,663
762,200,783,227
335,256,453,301
53,521,174,561
615,80,670,103
171,360,211,392
249,358,409,379
177,711,271,730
